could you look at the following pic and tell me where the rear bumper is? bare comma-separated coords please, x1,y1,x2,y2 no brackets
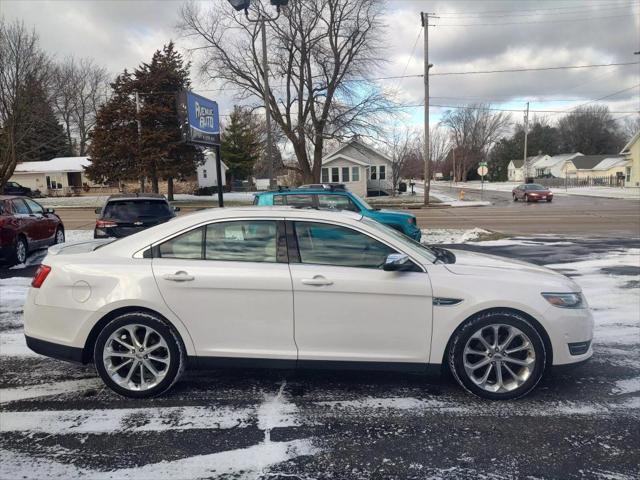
25,335,85,364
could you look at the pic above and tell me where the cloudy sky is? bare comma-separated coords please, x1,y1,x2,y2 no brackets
3,0,639,130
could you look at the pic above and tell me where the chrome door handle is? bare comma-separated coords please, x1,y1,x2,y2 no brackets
163,271,194,282
301,276,333,286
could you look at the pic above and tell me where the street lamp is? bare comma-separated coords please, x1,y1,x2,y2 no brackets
227,0,289,189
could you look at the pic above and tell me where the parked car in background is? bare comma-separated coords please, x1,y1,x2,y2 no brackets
2,181,33,197
94,194,179,239
0,196,65,266
25,207,593,400
512,184,553,202
254,187,422,241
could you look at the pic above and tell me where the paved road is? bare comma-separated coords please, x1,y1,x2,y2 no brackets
417,187,640,238
52,191,640,238
1,236,638,479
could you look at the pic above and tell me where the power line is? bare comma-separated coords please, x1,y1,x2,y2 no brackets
387,103,638,115
395,26,422,90
437,13,634,27
436,1,639,18
435,0,638,16
564,83,640,112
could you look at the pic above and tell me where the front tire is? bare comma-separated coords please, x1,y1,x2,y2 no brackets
448,311,546,400
513,194,517,202
94,312,185,398
54,227,65,245
13,235,28,265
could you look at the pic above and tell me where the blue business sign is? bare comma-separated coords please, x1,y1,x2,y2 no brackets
179,91,220,146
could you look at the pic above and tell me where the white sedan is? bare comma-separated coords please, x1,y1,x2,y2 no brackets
24,207,593,400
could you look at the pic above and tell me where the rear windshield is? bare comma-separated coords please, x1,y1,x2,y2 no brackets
525,184,546,190
103,200,173,221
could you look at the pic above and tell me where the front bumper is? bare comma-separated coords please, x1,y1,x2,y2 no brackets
543,305,594,366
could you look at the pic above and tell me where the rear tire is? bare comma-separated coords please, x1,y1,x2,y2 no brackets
547,198,553,203
448,311,546,400
513,194,517,202
525,195,530,203
94,312,185,398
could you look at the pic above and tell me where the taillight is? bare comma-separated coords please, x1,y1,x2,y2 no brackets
96,220,118,228
32,264,51,288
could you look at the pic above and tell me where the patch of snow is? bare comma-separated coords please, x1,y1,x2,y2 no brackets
0,332,39,357
8,229,94,269
546,249,640,347
611,378,640,396
0,378,102,404
0,277,31,314
422,228,491,245
318,396,469,413
0,405,253,434
0,439,318,480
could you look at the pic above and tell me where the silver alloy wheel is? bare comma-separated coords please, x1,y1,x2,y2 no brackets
463,324,536,393
55,228,65,244
103,324,171,391
16,239,26,264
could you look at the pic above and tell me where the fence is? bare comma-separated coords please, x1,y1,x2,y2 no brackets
536,175,626,189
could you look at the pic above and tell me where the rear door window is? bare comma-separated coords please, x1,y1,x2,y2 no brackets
285,194,315,208
103,200,173,221
158,227,204,259
205,221,278,263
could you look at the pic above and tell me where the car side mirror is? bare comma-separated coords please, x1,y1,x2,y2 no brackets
173,206,181,212
45,208,55,214
94,207,102,214
383,253,410,271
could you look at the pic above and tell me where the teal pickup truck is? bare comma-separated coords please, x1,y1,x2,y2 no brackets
253,187,422,241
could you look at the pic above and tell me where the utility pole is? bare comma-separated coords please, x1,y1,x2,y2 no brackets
135,91,145,193
523,101,529,182
421,12,434,206
244,5,282,190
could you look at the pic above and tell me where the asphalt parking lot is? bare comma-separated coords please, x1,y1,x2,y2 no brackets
1,233,638,479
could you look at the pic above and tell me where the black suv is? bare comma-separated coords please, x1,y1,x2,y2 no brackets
2,181,33,196
94,194,179,239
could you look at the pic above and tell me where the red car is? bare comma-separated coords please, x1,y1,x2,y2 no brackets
0,196,65,266
512,184,553,203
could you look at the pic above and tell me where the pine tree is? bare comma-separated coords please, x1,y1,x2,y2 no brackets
16,80,71,162
221,106,260,182
86,71,140,185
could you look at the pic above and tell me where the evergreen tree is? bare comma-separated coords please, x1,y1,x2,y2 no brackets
88,42,203,198
221,106,260,182
86,71,139,185
16,79,71,162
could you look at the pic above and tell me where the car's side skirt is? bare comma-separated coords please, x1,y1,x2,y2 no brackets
188,356,441,375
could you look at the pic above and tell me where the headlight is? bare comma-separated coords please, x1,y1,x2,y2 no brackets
542,292,584,308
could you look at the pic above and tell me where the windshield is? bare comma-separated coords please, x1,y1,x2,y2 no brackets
349,192,374,210
360,216,437,263
103,200,173,222
525,184,547,190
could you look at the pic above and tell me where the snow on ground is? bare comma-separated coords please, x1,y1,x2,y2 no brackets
413,185,491,207
421,228,492,245
436,180,640,200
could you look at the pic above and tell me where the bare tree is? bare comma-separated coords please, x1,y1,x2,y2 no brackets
180,0,393,182
441,104,511,181
619,115,640,143
53,57,109,155
0,20,52,186
384,128,413,196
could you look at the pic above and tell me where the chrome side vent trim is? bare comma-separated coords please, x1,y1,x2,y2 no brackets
433,297,463,306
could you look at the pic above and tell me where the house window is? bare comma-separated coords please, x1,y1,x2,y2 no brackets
203,169,207,179
331,167,340,183
370,166,377,180
352,166,360,182
321,168,329,183
379,165,386,180
626,167,631,182
341,167,350,182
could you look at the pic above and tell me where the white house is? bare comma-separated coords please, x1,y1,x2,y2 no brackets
507,159,524,181
321,139,393,197
9,157,96,195
197,149,227,188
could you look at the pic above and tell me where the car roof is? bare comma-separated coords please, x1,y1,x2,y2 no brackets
105,193,168,201
256,189,350,196
0,195,27,201
101,206,364,254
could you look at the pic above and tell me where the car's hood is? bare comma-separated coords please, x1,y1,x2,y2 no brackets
373,209,415,221
444,248,564,278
